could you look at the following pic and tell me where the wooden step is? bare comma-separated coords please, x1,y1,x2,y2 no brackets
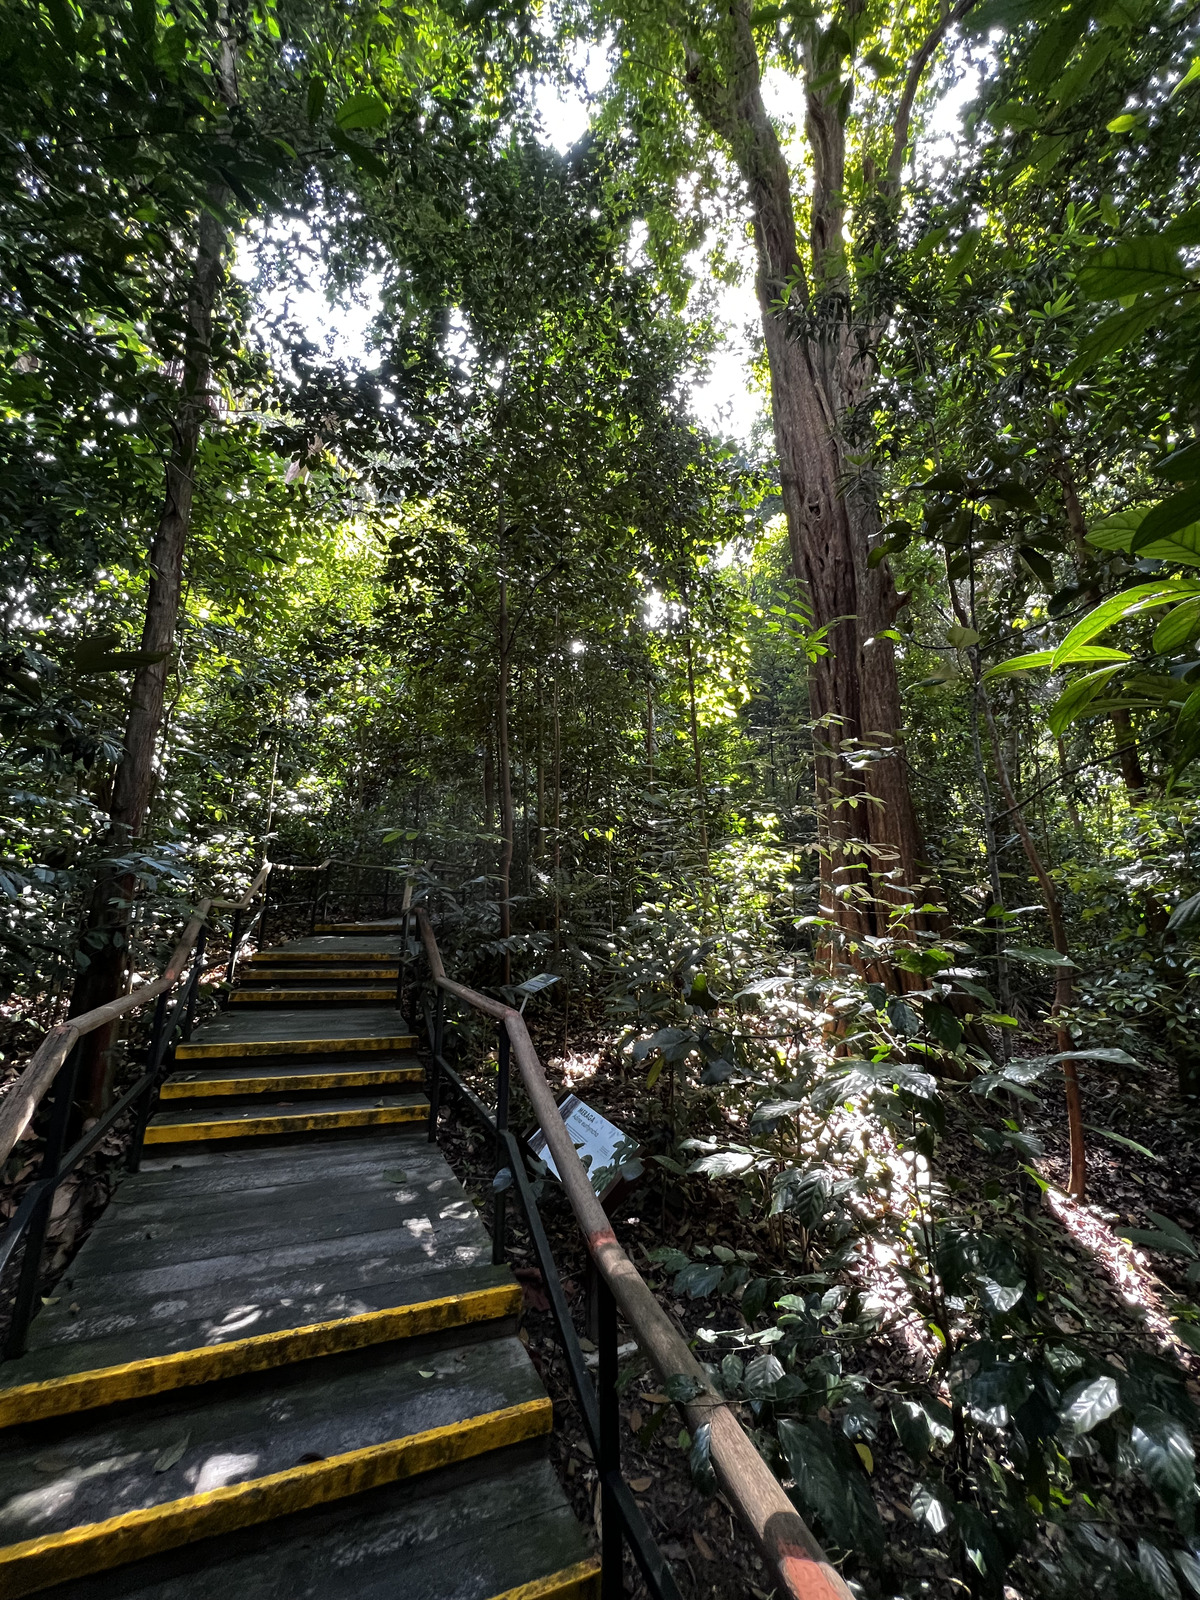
31,1453,598,1600
160,1060,423,1100
175,1008,416,1062
238,968,400,982
248,938,402,963
314,922,406,935
144,1095,428,1146
0,1336,551,1595
228,989,397,1006
0,1137,514,1424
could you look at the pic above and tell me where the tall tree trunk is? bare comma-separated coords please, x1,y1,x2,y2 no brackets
685,1,928,953
685,630,708,862
496,508,514,986
69,185,231,1113
552,636,563,960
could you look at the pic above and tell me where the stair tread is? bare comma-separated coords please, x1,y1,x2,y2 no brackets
161,1061,422,1098
238,969,401,981
229,989,397,1003
177,1008,415,1058
249,939,403,960
34,1452,593,1600
0,1334,546,1550
148,1094,427,1126
0,1136,508,1403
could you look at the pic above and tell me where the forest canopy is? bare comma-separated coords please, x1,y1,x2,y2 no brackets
2,0,1200,1593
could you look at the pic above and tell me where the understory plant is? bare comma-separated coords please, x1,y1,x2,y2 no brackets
611,906,1200,1598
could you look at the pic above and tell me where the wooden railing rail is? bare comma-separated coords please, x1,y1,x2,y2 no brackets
0,862,273,1168
417,908,852,1600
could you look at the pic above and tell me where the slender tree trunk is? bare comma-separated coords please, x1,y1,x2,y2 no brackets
69,184,231,1113
685,630,709,861
497,562,514,987
982,697,1086,1198
552,643,562,960
536,669,545,863
645,682,655,785
483,740,495,838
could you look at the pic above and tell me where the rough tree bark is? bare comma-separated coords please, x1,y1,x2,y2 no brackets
680,0,970,956
70,165,234,1112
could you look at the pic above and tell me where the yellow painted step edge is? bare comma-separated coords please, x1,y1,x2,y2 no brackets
241,968,400,979
0,1396,552,1598
229,989,396,1004
247,952,399,963
175,1033,415,1060
160,1066,423,1099
314,923,404,934
486,1558,602,1600
0,1283,522,1428
144,1102,427,1144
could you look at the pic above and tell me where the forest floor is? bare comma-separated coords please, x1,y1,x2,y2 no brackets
438,1001,1200,1600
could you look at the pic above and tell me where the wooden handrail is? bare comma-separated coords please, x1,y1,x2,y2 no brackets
417,909,853,1600
0,862,274,1168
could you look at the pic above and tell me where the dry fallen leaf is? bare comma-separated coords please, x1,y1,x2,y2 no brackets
629,1476,653,1493
854,1442,874,1474
153,1435,189,1473
693,1531,715,1561
641,1391,668,1405
628,1407,644,1433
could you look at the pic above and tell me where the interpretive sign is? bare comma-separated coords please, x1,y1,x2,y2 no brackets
527,1094,638,1200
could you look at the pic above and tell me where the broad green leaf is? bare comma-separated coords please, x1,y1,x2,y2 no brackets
335,92,390,131
1019,545,1055,588
1167,890,1200,934
1088,506,1200,566
1152,439,1200,481
1077,240,1189,301
1065,298,1173,379
1172,56,1200,96
946,625,980,648
1052,581,1200,664
1048,665,1125,734
1131,1407,1195,1499
1007,945,1077,966
984,645,1129,679
1061,1374,1121,1434
1154,598,1200,652
911,1480,955,1532
1132,484,1200,552
306,74,327,124
330,127,389,178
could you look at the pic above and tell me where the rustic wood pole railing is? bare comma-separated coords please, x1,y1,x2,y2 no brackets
417,908,853,1600
0,862,274,1168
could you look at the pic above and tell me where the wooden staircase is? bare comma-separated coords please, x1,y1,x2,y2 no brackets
0,928,598,1599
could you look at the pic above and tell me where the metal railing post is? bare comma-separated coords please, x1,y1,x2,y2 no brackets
258,874,270,951
224,909,242,1004
4,1042,82,1357
492,1022,510,1265
396,908,410,1018
598,1275,624,1599
184,928,206,1042
428,990,445,1143
128,989,170,1173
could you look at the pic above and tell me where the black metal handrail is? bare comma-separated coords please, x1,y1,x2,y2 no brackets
422,985,683,1600
0,930,209,1357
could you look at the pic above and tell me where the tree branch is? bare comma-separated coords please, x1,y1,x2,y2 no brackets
886,0,978,193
